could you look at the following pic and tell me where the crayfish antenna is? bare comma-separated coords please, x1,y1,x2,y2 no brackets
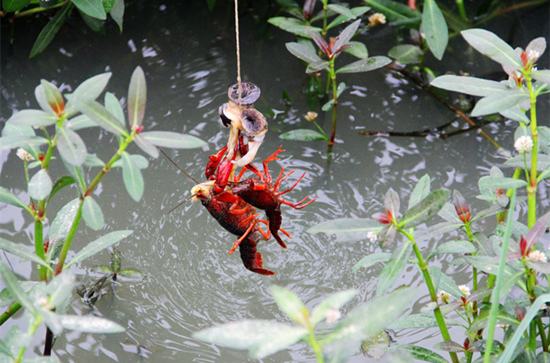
167,194,195,214
159,148,200,184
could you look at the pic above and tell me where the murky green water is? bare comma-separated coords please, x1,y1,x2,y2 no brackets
1,1,549,362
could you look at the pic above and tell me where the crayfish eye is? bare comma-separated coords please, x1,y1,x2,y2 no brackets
218,104,232,128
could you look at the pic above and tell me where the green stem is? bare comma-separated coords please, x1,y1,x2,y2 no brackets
483,190,516,363
327,59,338,149
455,0,468,21
0,303,21,326
321,0,328,37
14,316,42,363
464,223,477,292
34,220,46,281
13,0,67,18
307,323,324,363
525,74,538,229
400,229,459,363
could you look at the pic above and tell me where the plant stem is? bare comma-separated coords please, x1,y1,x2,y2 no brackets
464,223,478,292
34,220,46,281
483,190,516,363
327,58,338,151
525,74,538,229
400,228,459,363
455,0,468,21
306,322,324,363
0,303,21,325
13,0,68,18
321,0,328,37
14,316,42,363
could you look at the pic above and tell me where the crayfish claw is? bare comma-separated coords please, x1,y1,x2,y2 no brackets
239,237,275,276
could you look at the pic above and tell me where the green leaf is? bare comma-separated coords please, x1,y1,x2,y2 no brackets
0,186,29,210
193,320,307,356
324,287,416,345
533,70,550,85
376,243,412,296
29,4,71,58
66,115,97,130
249,327,308,359
82,196,105,231
430,266,462,298
306,61,330,73
365,0,419,23
461,28,522,69
3,0,30,12
0,262,36,314
57,126,87,166
400,189,449,227
134,135,159,158
344,41,368,59
500,107,530,124
353,252,391,272
7,109,56,127
112,154,148,169
65,72,112,117
75,100,128,136
408,174,431,209
333,19,361,53
59,314,124,333
327,4,354,18
268,17,321,38
104,92,125,126
80,10,105,32
388,44,423,64
121,152,144,201
0,236,52,270
285,42,323,64
49,198,80,243
478,175,527,194
0,135,48,151
398,345,447,363
307,218,381,235
128,66,147,128
140,131,207,149
270,285,307,325
40,80,64,115
390,314,437,329
67,230,133,267
430,75,508,97
71,0,106,19
310,289,358,325
109,0,124,31
421,0,448,60
279,129,326,142
327,6,369,30
118,268,142,278
471,91,529,117
436,240,476,255
28,169,53,200
336,56,391,73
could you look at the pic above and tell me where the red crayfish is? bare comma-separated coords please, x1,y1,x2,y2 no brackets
191,82,314,276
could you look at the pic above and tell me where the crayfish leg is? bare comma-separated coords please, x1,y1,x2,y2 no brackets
239,238,275,276
265,209,287,249
228,222,255,255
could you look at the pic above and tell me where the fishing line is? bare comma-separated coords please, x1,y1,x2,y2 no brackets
159,148,199,184
234,0,242,99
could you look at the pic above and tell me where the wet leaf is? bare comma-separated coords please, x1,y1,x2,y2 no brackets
268,17,321,38
49,198,80,244
65,72,112,116
388,44,423,64
461,28,522,69
67,230,133,267
109,0,124,31
76,100,128,136
352,252,391,272
327,3,354,18
500,107,530,123
478,175,526,194
384,188,400,216
112,154,148,169
29,4,71,58
430,75,508,97
344,41,368,59
7,109,56,128
57,126,87,166
134,134,159,158
397,345,447,363
66,115,97,130
421,0,448,60
28,169,53,200
337,56,391,73
333,19,361,54
430,266,462,298
533,70,550,85
59,314,124,333
467,309,519,336
400,189,449,227
463,255,501,275
40,80,64,115
270,286,307,326
118,268,142,278
306,61,330,73
364,0,419,24
279,129,326,142
250,327,308,359
0,262,36,314
0,135,48,151
434,341,464,352
104,92,125,126
390,314,437,329
0,236,52,270
523,211,550,251
128,66,147,127
436,240,476,255
285,42,323,64
307,218,381,235
71,0,106,19
3,0,30,12
310,289,357,325
327,6,369,29
376,243,412,296
0,186,28,210
471,91,529,117
140,131,207,149
121,151,144,201
82,196,105,231
408,174,431,209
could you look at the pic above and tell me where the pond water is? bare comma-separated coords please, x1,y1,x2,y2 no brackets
1,1,549,362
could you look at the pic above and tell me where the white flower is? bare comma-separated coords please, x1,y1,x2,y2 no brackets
304,111,318,122
16,148,34,162
528,250,548,263
514,135,533,153
368,13,386,27
325,309,341,324
437,290,451,304
458,285,471,297
366,231,378,242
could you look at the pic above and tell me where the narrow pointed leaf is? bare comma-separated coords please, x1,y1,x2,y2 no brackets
0,237,52,270
65,72,112,116
67,230,133,267
285,42,323,64
104,92,125,126
334,19,361,54
57,126,87,166
461,28,522,68
134,135,159,158
268,17,321,38
40,80,64,115
128,66,147,127
533,70,550,85
121,152,144,201
8,110,56,127
279,129,326,142
250,327,308,359
376,243,412,295
109,0,124,31
431,75,508,97
28,169,53,200
400,189,449,227
75,100,128,136
353,252,391,272
29,4,71,58
0,186,28,210
307,218,381,234
336,56,391,73
0,262,36,314
0,135,47,151
140,131,206,149
66,115,96,130
310,289,358,325
271,286,307,325
471,91,529,117
70,0,106,19
59,314,124,333
49,198,80,243
82,196,105,231
408,174,431,208
421,0,448,60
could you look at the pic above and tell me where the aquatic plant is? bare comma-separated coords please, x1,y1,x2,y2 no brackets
0,66,206,360
1,0,124,58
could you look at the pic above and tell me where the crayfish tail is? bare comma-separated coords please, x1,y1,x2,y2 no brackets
239,238,275,276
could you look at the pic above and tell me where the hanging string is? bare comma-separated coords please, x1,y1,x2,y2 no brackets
234,0,242,99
